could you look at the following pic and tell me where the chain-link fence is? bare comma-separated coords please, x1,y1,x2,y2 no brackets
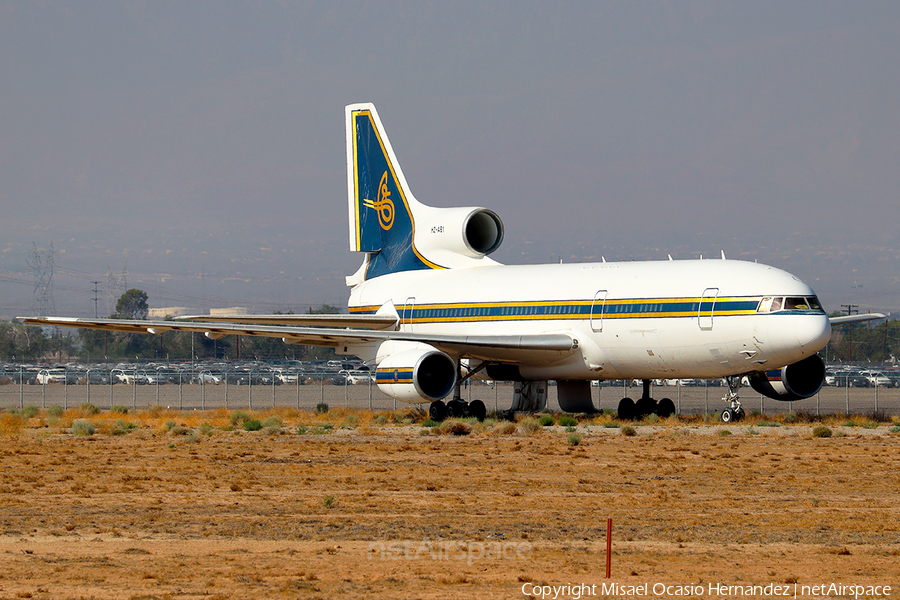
2,365,899,416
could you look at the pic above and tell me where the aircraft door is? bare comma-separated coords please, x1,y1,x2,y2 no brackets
698,288,718,330
590,290,608,332
402,297,416,331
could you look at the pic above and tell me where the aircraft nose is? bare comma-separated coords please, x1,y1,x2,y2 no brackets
798,314,831,351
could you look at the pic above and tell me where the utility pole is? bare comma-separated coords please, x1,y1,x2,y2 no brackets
91,281,101,318
28,242,56,315
841,304,858,362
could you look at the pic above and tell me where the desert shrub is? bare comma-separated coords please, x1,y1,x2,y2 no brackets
199,423,214,436
169,425,192,436
72,420,95,436
243,419,263,432
518,417,542,435
621,425,637,437
719,429,733,436
341,414,358,428
558,415,578,427
643,413,660,424
230,411,251,425
494,422,518,436
439,419,472,436
261,416,282,429
112,419,137,436
80,402,100,415
889,425,900,434
48,405,64,417
538,414,555,427
795,410,817,423
603,422,620,429
22,405,39,419
110,405,129,414
296,425,309,435
812,426,832,438
421,419,439,428
315,402,329,414
0,413,25,436
566,433,582,446
164,419,176,431
374,415,389,425
323,495,336,508
757,421,780,427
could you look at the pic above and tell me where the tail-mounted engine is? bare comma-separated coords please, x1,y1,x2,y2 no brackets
748,354,826,401
416,207,504,265
375,346,457,403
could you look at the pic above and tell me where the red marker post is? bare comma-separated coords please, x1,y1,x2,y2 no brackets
606,517,612,578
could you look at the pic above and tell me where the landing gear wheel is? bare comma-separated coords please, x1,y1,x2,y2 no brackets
468,400,487,422
617,397,635,420
635,397,658,418
657,398,676,418
429,400,447,422
446,399,466,419
720,375,744,424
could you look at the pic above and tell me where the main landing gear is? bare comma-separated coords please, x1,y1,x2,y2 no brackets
719,376,746,423
428,399,487,422
428,361,488,422
616,380,676,420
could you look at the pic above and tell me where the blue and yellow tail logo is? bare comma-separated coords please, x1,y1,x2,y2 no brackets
362,172,395,231
347,105,440,279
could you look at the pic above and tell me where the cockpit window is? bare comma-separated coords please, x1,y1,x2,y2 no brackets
757,295,824,314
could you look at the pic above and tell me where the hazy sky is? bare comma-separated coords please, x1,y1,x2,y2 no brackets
2,1,899,318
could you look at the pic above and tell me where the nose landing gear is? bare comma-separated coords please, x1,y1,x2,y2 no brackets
720,376,746,423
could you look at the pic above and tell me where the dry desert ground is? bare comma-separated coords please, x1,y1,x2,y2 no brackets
0,406,899,599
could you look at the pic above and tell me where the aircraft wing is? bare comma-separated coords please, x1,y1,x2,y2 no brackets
18,316,577,365
174,313,399,330
829,313,886,325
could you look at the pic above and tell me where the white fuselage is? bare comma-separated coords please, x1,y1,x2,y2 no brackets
348,259,831,381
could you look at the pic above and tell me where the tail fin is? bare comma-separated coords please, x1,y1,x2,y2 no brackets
346,103,438,281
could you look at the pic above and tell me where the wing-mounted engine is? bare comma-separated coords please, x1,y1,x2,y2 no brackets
414,206,504,267
748,354,826,401
375,343,457,403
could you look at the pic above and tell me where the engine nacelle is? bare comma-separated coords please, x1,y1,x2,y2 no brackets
748,354,826,401
375,346,457,403
416,206,504,261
